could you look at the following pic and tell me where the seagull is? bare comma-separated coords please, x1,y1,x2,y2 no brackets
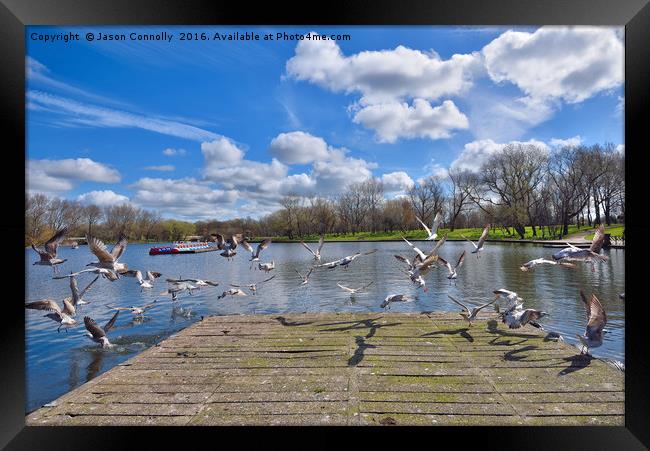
415,210,442,241
493,290,547,329
520,258,576,272
240,238,272,262
212,233,239,260
461,224,490,258
447,295,497,326
552,225,609,271
53,267,119,281
230,275,276,294
107,301,158,316
493,289,524,310
337,281,374,295
300,234,325,262
123,270,162,290
52,273,100,307
576,290,608,355
258,261,275,273
380,294,413,309
31,227,68,274
160,281,198,300
165,277,219,287
25,299,77,332
295,268,313,285
438,250,466,284
84,311,119,348
86,234,129,274
217,288,248,300
314,249,377,270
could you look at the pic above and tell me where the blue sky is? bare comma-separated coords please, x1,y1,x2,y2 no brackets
26,26,624,220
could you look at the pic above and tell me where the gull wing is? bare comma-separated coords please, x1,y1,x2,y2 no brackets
360,281,374,291
415,216,432,237
25,299,61,314
437,256,453,275
260,274,276,284
240,240,254,254
317,234,325,253
124,270,144,284
255,239,272,257
580,291,607,337
431,235,447,254
146,271,162,281
84,316,105,338
103,310,120,333
590,225,606,253
79,275,100,300
461,235,478,249
87,236,115,263
212,233,226,249
44,227,68,258
229,235,238,250
337,283,355,293
111,233,128,260
476,224,490,249
394,254,412,268
32,243,50,261
69,276,81,306
474,298,498,313
300,241,317,257
431,211,442,238
447,295,470,314
402,237,426,261
455,250,466,270
493,288,518,298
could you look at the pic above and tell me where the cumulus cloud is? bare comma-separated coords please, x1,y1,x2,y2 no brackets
286,34,482,104
162,148,187,156
130,177,239,220
144,165,175,171
77,190,130,206
352,99,469,143
268,131,332,164
483,26,623,104
549,135,583,148
27,158,121,193
451,138,549,172
381,171,415,192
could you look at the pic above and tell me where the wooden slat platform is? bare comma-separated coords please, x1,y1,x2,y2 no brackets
26,313,624,426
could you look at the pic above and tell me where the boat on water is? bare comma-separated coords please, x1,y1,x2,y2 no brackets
149,241,216,255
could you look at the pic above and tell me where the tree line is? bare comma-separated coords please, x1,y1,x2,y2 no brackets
25,143,624,245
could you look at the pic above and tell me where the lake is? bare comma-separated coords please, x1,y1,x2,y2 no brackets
25,240,625,413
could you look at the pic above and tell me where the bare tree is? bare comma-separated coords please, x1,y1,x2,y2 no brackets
408,176,445,226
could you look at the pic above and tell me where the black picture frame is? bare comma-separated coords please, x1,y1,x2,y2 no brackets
3,0,648,448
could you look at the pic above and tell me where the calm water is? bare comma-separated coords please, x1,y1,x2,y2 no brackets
25,241,625,412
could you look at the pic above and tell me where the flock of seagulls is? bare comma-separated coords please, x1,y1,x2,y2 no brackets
27,219,616,357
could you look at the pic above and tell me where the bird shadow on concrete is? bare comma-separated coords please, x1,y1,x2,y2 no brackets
348,335,377,367
503,345,538,361
420,328,474,343
274,316,315,327
318,318,401,338
558,354,593,376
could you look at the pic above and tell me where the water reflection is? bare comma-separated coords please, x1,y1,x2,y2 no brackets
25,241,624,412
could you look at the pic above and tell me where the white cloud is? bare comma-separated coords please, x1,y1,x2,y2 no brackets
381,171,415,192
77,190,130,206
286,34,482,105
451,138,550,172
483,26,623,104
268,131,332,164
144,165,175,171
352,99,469,143
27,158,121,194
162,148,187,156
27,90,220,142
549,135,583,148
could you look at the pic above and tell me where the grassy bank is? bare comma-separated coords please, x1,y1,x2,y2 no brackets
584,225,625,240
265,224,611,242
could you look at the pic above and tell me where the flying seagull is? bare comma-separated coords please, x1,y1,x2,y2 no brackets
295,268,313,285
25,299,77,332
107,301,158,316
165,277,219,287
123,270,162,290
218,288,248,300
230,275,276,294
53,267,119,281
337,281,374,295
447,294,497,326
315,249,378,270
380,294,413,309
212,233,240,260
520,258,575,272
258,261,276,273
86,233,129,274
438,250,466,284
415,210,442,241
84,311,119,348
552,225,609,271
461,224,490,258
31,227,68,274
494,289,547,329
300,234,325,262
576,290,608,355
240,239,272,262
